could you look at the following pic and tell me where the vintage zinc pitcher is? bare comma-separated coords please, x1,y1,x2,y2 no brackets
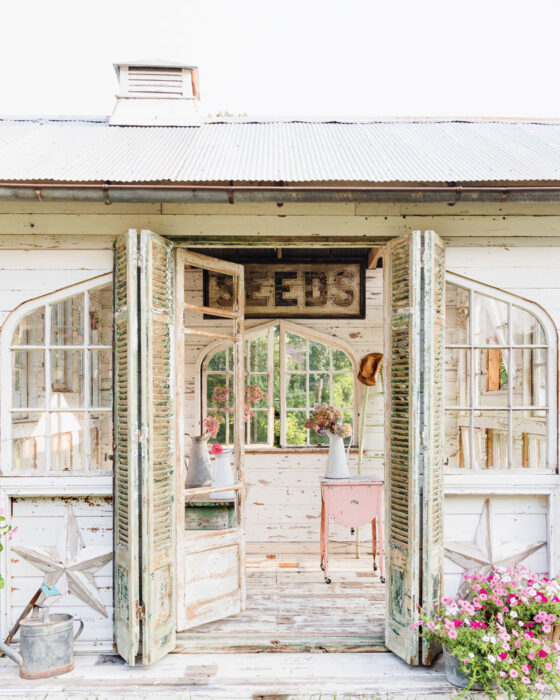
0,605,83,679
185,434,212,488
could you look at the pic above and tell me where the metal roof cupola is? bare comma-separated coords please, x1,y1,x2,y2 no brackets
109,60,201,127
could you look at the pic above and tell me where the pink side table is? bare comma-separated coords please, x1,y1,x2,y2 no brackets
320,477,385,585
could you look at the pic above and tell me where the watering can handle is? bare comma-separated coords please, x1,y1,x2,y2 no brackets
73,618,84,641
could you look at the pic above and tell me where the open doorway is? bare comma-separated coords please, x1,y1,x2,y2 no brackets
174,246,386,652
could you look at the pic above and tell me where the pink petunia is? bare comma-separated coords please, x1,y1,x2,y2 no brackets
521,677,531,685
447,629,458,639
538,649,547,658
509,669,519,678
210,443,223,455
499,652,508,660
546,662,553,672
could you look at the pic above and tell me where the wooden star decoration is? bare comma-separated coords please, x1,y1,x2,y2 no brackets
12,505,112,618
445,497,547,595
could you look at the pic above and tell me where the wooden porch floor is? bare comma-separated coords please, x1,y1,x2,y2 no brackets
176,553,386,652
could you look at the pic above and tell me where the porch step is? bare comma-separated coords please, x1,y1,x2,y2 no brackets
175,632,386,653
1,651,556,699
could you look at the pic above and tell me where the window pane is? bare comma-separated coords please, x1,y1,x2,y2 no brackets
50,412,85,471
445,410,470,469
13,307,44,345
249,336,268,372
90,349,112,408
445,349,469,407
286,332,306,371
309,373,329,406
512,306,546,345
286,411,308,446
11,413,46,470
247,410,269,444
333,373,354,407
473,294,508,345
309,341,329,371
287,374,306,408
475,348,509,407
208,349,226,371
50,350,84,408
333,349,353,371
512,410,547,469
89,412,113,470
473,410,509,470
12,350,45,408
88,284,113,346
512,348,547,407
446,283,470,345
50,295,84,346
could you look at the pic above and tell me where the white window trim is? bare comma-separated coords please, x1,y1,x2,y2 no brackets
0,273,113,476
195,319,360,449
446,271,558,474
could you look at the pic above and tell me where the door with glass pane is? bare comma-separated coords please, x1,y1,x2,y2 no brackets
175,248,246,631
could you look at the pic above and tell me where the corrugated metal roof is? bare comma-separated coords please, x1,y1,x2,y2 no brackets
1,117,560,183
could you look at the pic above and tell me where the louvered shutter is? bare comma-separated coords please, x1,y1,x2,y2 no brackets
421,231,446,664
139,230,177,664
383,231,446,666
113,230,140,665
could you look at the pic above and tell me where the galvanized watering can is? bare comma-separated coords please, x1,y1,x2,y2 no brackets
0,606,83,679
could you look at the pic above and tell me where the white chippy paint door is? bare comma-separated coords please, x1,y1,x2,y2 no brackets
383,231,446,666
175,248,246,631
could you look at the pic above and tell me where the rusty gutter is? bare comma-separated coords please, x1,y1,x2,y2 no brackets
2,182,560,203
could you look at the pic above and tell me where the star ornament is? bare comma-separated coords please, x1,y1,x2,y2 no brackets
12,505,112,617
445,497,547,595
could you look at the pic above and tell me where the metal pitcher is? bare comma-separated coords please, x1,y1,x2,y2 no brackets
0,606,83,679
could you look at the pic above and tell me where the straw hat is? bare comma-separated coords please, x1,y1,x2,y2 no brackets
357,353,383,387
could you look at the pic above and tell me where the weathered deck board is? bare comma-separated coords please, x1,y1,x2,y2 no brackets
177,554,385,652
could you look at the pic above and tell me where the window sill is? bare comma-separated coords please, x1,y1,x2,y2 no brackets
245,446,360,454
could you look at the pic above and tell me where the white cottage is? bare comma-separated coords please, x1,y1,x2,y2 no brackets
0,61,559,673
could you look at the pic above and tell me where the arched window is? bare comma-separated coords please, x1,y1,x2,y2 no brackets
445,273,557,472
201,321,357,448
1,274,113,474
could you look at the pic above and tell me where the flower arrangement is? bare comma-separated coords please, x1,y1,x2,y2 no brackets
417,566,560,698
305,403,352,439
0,508,15,590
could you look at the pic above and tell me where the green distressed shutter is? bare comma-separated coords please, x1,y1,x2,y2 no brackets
113,229,140,666
421,230,446,664
384,232,422,665
384,230,446,666
139,230,176,665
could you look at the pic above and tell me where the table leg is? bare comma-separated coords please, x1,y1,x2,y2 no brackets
323,507,330,584
371,517,377,572
320,498,325,571
377,488,385,584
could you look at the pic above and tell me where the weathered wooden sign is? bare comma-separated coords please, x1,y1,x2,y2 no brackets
205,262,364,318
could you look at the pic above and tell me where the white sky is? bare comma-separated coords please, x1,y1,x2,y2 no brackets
1,0,559,119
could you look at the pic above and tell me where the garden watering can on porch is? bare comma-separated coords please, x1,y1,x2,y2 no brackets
0,605,83,679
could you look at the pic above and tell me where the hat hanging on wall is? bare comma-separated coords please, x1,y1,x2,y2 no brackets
357,353,383,387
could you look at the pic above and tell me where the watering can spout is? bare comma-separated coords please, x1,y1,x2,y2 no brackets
0,641,23,669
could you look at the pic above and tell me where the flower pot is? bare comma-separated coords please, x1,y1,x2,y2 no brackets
443,648,485,691
546,624,560,642
325,432,350,479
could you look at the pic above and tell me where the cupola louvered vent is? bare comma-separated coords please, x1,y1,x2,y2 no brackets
127,67,188,98
110,60,201,127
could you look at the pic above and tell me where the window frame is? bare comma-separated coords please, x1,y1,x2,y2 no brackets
0,273,113,476
197,319,359,450
445,271,558,473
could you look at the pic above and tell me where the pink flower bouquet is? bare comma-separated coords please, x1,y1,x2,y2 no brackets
305,403,352,439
